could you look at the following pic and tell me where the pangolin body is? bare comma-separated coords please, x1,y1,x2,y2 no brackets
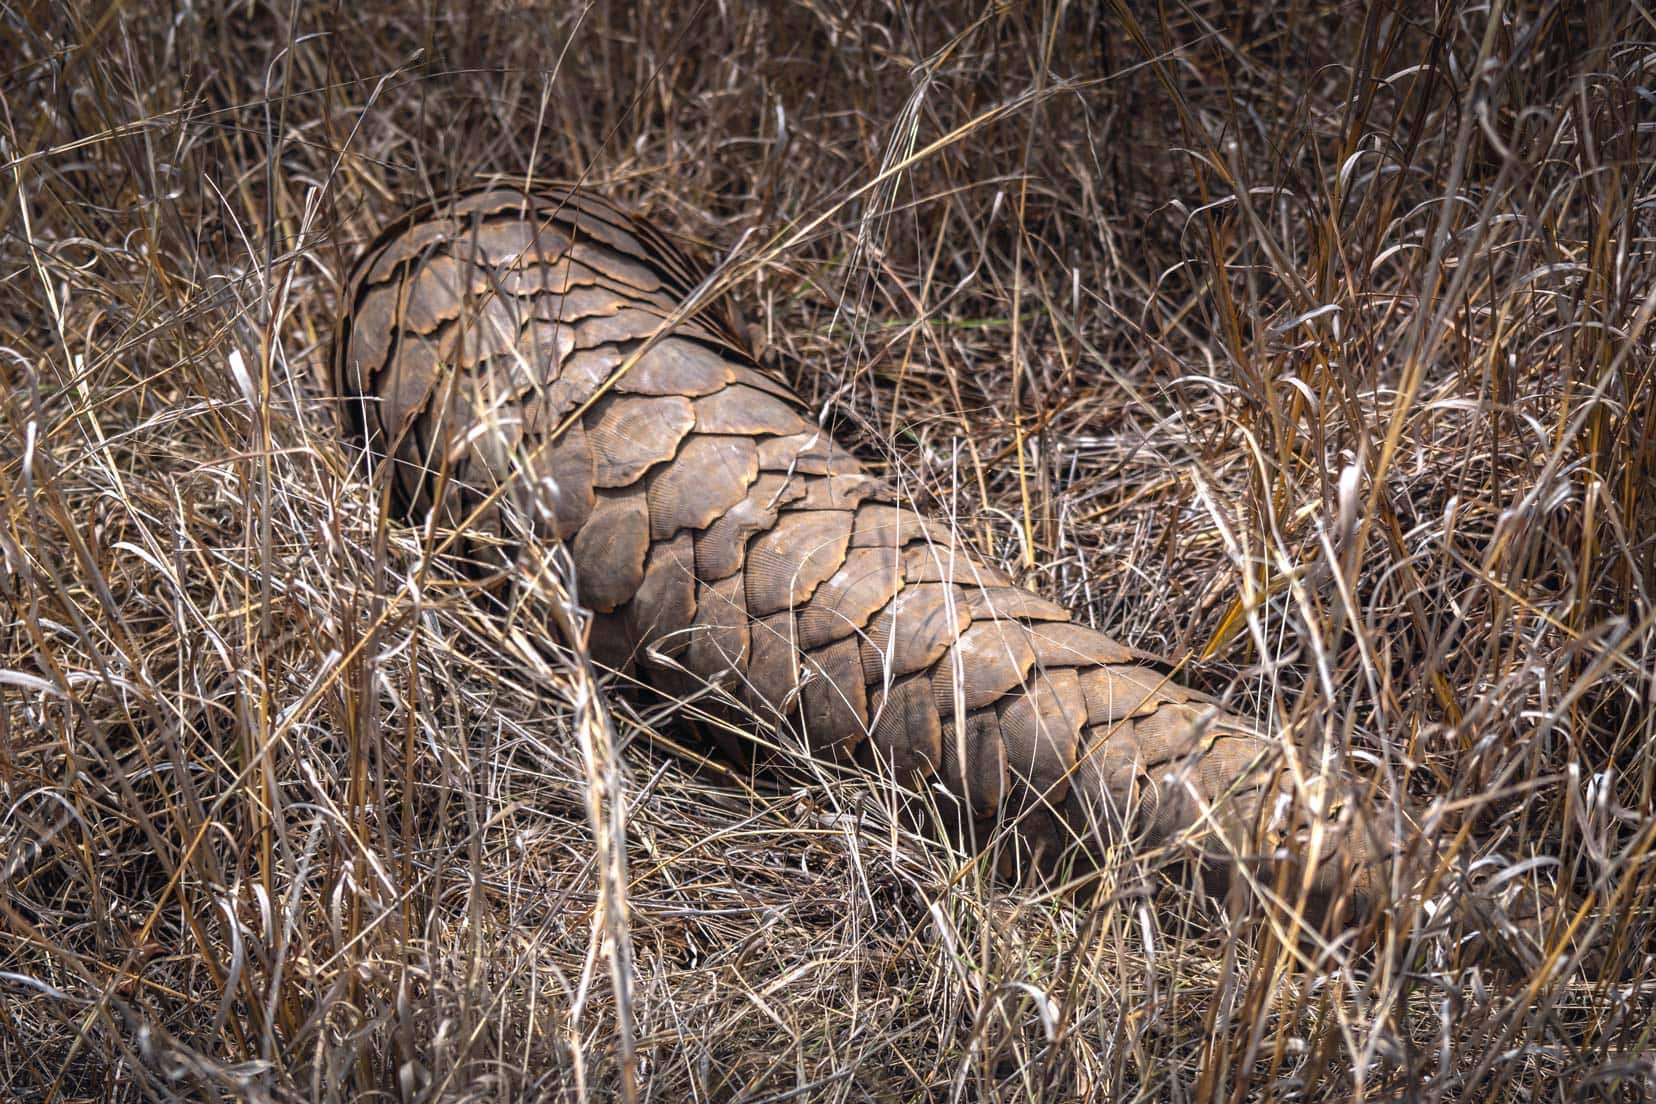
331,184,1371,916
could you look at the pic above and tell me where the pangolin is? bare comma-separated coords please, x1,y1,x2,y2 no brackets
330,183,1378,923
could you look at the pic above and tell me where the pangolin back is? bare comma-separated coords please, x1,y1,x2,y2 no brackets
331,184,1375,918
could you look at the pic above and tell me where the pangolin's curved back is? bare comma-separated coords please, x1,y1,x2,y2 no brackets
332,183,1374,916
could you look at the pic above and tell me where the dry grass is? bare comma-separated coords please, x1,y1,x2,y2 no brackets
3,1,1653,1100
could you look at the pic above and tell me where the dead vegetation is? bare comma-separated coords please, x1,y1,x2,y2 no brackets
2,1,1653,1100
